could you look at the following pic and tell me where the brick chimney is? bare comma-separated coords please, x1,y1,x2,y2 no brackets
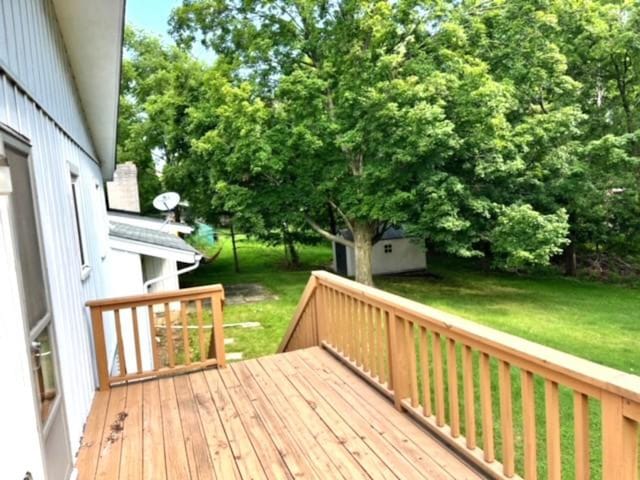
106,162,140,213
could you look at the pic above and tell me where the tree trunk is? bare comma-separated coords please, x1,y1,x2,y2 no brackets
230,220,240,273
352,221,374,286
283,233,300,267
327,203,338,234
564,241,577,277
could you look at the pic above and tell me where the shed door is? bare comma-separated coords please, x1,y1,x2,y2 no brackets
3,143,72,479
335,243,348,276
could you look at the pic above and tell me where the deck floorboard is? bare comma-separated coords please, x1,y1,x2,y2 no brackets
76,347,483,480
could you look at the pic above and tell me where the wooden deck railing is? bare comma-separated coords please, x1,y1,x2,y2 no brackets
87,285,226,391
279,271,640,480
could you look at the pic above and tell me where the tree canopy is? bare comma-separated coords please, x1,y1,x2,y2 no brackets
119,0,640,283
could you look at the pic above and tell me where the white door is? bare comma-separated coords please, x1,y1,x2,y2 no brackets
1,136,72,479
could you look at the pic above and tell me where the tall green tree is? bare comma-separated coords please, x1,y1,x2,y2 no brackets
118,26,206,213
171,0,570,284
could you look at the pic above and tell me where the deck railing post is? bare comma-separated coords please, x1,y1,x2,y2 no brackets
313,280,324,345
387,310,411,410
208,293,227,367
602,392,639,480
90,306,110,391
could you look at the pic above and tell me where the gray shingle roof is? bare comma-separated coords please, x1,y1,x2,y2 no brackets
110,221,200,255
340,227,406,241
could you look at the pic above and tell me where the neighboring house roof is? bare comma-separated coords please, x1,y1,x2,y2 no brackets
108,210,194,235
109,221,201,264
340,227,407,242
51,0,125,178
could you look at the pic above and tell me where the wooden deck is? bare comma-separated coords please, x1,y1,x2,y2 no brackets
76,347,483,480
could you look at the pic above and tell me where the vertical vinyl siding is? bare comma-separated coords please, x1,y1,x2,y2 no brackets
0,69,111,456
0,0,96,157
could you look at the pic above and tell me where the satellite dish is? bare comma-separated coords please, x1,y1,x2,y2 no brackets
153,192,181,212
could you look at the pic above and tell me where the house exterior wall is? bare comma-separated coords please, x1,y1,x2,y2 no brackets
0,0,96,156
337,238,427,277
0,0,117,474
109,249,155,372
143,255,180,293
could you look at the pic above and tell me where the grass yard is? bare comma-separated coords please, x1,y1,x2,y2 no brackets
183,234,639,374
182,233,639,478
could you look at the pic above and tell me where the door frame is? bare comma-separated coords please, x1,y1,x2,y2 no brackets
1,124,72,479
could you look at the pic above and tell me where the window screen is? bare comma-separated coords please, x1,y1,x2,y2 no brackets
7,148,48,328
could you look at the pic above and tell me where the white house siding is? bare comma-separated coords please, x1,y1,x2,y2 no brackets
109,249,155,372
143,255,181,293
0,0,114,463
0,0,95,156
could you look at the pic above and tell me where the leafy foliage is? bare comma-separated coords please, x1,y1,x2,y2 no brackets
119,0,640,280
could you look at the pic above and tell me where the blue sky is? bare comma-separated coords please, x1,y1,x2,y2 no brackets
125,0,213,61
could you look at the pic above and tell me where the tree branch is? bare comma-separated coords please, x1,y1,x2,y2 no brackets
328,200,353,231
372,221,389,244
305,215,354,248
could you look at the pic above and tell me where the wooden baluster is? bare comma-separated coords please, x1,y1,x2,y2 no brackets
433,332,445,426
323,287,330,345
388,311,411,410
131,307,142,374
314,286,323,344
545,380,561,480
574,391,590,480
114,309,127,377
343,294,350,358
331,289,342,351
405,320,419,408
601,392,638,480
521,370,537,479
362,301,369,371
330,287,337,346
354,300,362,367
419,327,432,417
367,304,375,375
447,338,461,437
340,292,347,355
369,305,378,378
90,306,110,391
147,305,160,370
378,309,387,385
499,360,515,477
462,345,476,449
196,300,205,362
351,296,358,363
180,301,190,364
479,352,495,463
164,302,175,368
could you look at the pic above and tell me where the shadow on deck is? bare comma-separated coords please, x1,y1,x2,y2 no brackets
76,347,482,480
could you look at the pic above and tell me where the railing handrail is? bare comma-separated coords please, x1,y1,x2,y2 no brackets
278,275,318,352
87,284,226,390
281,270,640,479
302,270,640,404
86,284,224,310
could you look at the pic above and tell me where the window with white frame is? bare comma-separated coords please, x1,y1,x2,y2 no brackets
69,170,90,278
384,243,393,253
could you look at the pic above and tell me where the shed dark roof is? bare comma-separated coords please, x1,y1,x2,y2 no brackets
340,227,406,242
110,221,200,255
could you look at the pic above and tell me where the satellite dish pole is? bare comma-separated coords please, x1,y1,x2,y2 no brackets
152,191,181,231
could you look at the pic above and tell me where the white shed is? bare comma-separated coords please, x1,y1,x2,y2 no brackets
332,228,427,277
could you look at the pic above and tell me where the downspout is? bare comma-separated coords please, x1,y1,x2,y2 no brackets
143,254,202,291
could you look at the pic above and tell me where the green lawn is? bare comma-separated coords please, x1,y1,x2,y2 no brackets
182,233,639,478
184,234,638,374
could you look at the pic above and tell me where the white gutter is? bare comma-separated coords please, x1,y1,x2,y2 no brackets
143,255,202,292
